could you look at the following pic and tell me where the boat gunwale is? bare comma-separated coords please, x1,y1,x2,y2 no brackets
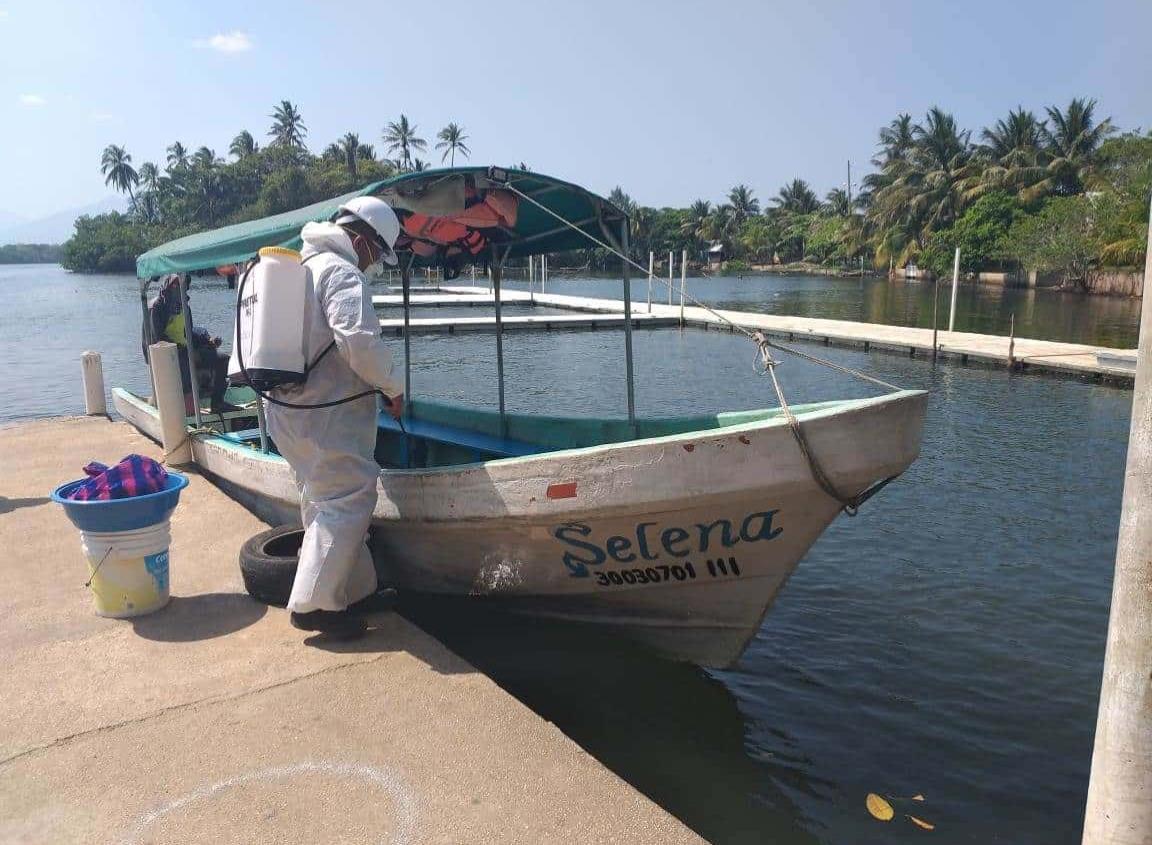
112,386,927,476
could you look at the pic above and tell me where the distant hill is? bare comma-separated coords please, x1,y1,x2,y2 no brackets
0,197,127,246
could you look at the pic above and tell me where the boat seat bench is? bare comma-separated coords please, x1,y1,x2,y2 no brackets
377,413,542,464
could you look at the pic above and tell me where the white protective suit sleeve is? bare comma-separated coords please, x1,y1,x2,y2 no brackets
320,263,403,397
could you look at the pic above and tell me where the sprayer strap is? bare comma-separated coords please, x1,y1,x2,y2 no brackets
299,253,333,375
305,341,337,375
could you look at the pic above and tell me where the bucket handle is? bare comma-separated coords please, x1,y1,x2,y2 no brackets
84,547,114,588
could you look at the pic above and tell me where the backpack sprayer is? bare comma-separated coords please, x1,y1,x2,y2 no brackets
227,246,402,423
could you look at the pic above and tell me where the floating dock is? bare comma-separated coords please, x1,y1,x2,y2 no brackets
380,312,678,334
0,417,703,844
421,286,1138,385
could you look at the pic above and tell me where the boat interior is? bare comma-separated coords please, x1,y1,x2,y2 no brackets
174,386,845,470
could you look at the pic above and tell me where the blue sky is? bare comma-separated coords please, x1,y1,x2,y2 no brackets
1,0,1150,220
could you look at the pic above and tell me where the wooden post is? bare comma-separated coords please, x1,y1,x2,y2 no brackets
401,260,412,403
149,342,193,465
679,249,687,325
931,276,940,362
1008,313,1016,369
1081,197,1152,845
647,251,654,314
81,352,107,415
949,247,961,332
621,225,636,431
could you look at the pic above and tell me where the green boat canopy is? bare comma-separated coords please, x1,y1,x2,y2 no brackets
136,167,627,279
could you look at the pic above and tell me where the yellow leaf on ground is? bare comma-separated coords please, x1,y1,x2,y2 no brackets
909,815,936,831
866,793,895,821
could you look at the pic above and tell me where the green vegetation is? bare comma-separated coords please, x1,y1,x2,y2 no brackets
0,243,63,264
65,98,1150,286
603,98,1147,285
64,104,473,272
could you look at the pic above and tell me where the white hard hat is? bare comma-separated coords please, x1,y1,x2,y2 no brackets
335,196,400,266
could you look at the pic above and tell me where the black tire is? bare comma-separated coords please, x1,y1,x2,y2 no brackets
239,525,303,607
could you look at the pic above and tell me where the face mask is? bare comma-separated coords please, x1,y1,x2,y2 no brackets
354,234,381,273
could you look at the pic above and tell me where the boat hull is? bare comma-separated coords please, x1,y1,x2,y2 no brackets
112,387,926,666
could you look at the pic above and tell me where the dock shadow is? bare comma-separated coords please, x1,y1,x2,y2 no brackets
301,610,476,676
400,594,820,845
131,592,267,642
0,496,51,515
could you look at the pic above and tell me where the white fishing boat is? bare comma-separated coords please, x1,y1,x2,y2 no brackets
120,166,927,666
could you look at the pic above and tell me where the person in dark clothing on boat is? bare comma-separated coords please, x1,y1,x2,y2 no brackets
142,275,232,414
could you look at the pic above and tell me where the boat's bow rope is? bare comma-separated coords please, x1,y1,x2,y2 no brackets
504,182,905,515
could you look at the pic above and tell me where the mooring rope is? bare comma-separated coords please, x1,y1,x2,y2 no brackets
503,181,906,514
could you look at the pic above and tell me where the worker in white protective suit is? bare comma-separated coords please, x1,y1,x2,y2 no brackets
266,196,404,638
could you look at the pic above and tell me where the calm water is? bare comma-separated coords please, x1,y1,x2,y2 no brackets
0,264,1138,844
499,273,1142,348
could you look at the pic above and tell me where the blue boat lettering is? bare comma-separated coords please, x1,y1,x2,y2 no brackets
553,523,605,577
555,510,782,577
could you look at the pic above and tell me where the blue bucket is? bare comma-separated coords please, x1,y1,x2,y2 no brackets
51,472,189,532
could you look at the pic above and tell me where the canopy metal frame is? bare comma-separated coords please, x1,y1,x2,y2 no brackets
135,166,641,456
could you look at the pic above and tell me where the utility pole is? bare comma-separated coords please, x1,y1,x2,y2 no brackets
847,159,852,210
1081,195,1152,845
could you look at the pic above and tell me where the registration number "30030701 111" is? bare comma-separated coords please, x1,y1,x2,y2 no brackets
593,558,742,587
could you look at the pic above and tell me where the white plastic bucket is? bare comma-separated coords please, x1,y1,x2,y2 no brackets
80,521,172,618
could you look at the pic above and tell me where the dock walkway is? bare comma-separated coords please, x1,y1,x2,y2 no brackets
429,286,1137,384
380,312,678,334
0,417,703,844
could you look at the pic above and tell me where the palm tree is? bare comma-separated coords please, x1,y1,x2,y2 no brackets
875,114,916,167
100,144,138,202
269,100,307,149
322,143,343,164
727,184,760,223
773,179,820,214
138,162,160,193
339,132,360,181
357,143,377,161
981,108,1045,163
435,122,471,167
680,199,712,242
824,188,851,217
608,186,637,216
703,204,738,253
867,107,978,263
382,114,426,171
135,161,161,223
888,108,975,230
192,147,221,170
411,158,429,172
165,141,188,172
1039,97,1113,196
973,107,1047,200
229,130,258,160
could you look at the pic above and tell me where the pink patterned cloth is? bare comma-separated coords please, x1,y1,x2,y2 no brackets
67,454,169,501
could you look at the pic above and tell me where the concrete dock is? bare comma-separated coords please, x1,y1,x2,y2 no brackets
429,285,1138,384
0,417,704,844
